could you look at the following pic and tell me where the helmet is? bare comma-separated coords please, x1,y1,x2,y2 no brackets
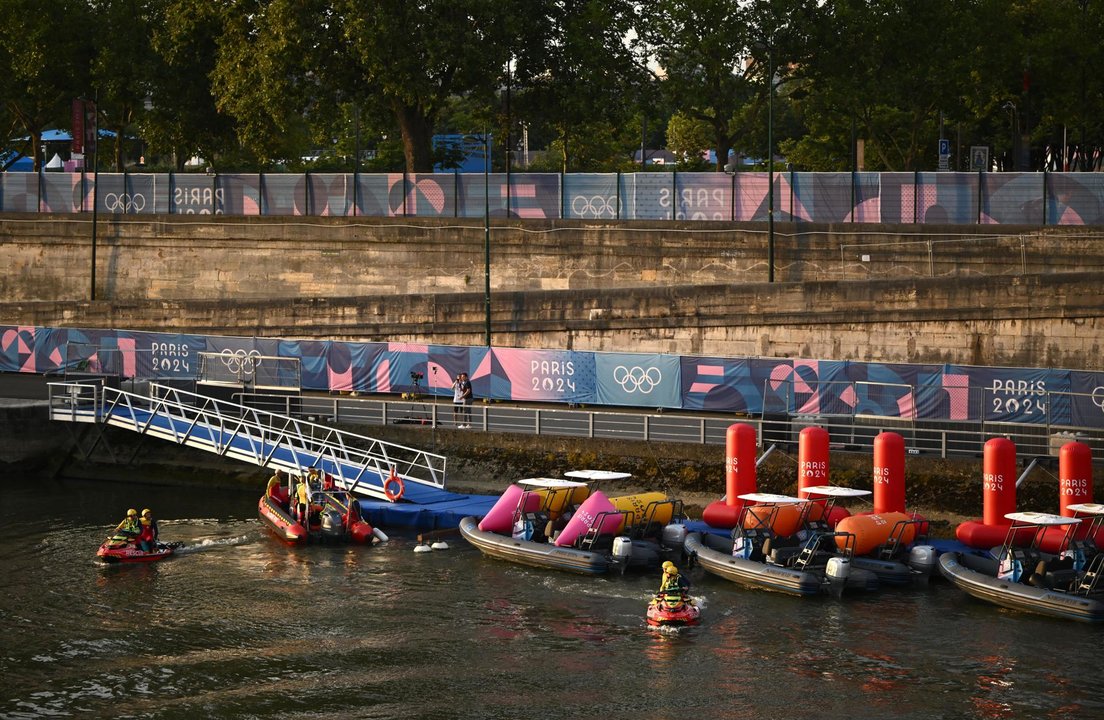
662,561,676,572
141,509,152,517
127,508,138,517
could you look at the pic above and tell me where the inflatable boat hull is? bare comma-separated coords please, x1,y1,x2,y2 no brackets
646,598,700,627
938,551,1104,622
460,515,623,575
96,541,175,563
685,532,824,597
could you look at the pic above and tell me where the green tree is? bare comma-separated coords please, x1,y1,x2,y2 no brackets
335,0,517,173
0,0,92,171
515,0,645,172
145,0,238,170
665,112,712,169
210,0,328,165
634,0,756,172
788,0,1015,171
91,0,159,170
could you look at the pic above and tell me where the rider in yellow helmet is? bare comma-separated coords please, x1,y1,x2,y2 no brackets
140,508,159,545
110,508,141,546
659,561,690,593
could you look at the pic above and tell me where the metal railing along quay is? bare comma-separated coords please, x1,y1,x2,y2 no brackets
233,391,1104,464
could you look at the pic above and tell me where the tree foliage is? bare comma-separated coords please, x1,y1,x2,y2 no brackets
2,0,1103,173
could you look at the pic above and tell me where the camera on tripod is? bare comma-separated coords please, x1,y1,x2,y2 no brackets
410,371,424,382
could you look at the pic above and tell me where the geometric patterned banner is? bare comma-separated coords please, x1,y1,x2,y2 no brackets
4,170,1104,225
4,324,1104,429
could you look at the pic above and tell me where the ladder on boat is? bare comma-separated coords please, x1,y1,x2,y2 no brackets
46,381,448,501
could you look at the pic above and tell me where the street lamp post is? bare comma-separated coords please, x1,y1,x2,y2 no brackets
482,130,491,347
766,42,775,283
1002,101,1018,170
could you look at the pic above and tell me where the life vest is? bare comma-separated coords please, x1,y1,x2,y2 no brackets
115,517,140,536
660,572,683,592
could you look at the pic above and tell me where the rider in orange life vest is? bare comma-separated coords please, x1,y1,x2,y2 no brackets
659,561,690,593
141,508,159,542
137,516,155,552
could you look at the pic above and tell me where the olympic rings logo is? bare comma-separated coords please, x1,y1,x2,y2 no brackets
613,365,662,394
220,348,262,376
1092,386,1104,412
103,192,146,212
570,194,617,218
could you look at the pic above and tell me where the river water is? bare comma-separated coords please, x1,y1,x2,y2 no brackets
1,475,1100,720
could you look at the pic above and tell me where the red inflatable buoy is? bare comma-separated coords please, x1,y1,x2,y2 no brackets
1059,441,1093,516
704,423,758,529
955,438,1020,549
873,432,906,514
797,426,830,494
982,437,1017,526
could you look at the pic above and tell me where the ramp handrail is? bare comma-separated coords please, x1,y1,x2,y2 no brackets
48,380,447,496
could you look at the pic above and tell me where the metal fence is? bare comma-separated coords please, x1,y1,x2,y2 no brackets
5,169,1104,225
233,391,1104,463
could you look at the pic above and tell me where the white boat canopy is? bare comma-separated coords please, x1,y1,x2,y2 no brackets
738,492,807,504
1004,511,1082,526
563,470,632,482
1065,503,1104,516
801,485,872,498
518,478,588,488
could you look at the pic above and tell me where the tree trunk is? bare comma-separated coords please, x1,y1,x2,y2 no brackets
392,99,434,173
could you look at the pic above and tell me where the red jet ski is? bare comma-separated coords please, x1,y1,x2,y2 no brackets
96,539,180,563
646,589,700,627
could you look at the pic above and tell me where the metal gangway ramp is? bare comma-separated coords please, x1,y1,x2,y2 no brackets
47,381,448,502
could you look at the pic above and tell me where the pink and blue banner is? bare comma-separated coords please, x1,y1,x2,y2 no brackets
3,324,1103,429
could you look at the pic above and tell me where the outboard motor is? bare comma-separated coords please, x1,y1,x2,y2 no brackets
611,536,633,574
319,508,345,542
825,556,851,598
907,545,937,583
661,523,688,553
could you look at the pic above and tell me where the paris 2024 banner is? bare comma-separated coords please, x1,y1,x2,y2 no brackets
2,325,1103,429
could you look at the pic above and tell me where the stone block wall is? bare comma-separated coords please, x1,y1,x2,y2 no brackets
1,214,1102,369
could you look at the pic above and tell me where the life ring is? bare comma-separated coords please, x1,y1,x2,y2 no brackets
384,470,405,502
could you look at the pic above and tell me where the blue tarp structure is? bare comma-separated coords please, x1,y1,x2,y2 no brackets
3,128,117,171
357,494,498,530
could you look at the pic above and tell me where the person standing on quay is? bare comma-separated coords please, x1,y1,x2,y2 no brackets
452,373,466,427
459,372,473,428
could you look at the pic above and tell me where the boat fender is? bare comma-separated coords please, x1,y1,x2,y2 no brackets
612,536,633,563
431,541,450,550
384,469,405,502
908,545,937,576
372,527,390,543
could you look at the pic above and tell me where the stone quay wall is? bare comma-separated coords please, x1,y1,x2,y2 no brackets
1,214,1102,369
